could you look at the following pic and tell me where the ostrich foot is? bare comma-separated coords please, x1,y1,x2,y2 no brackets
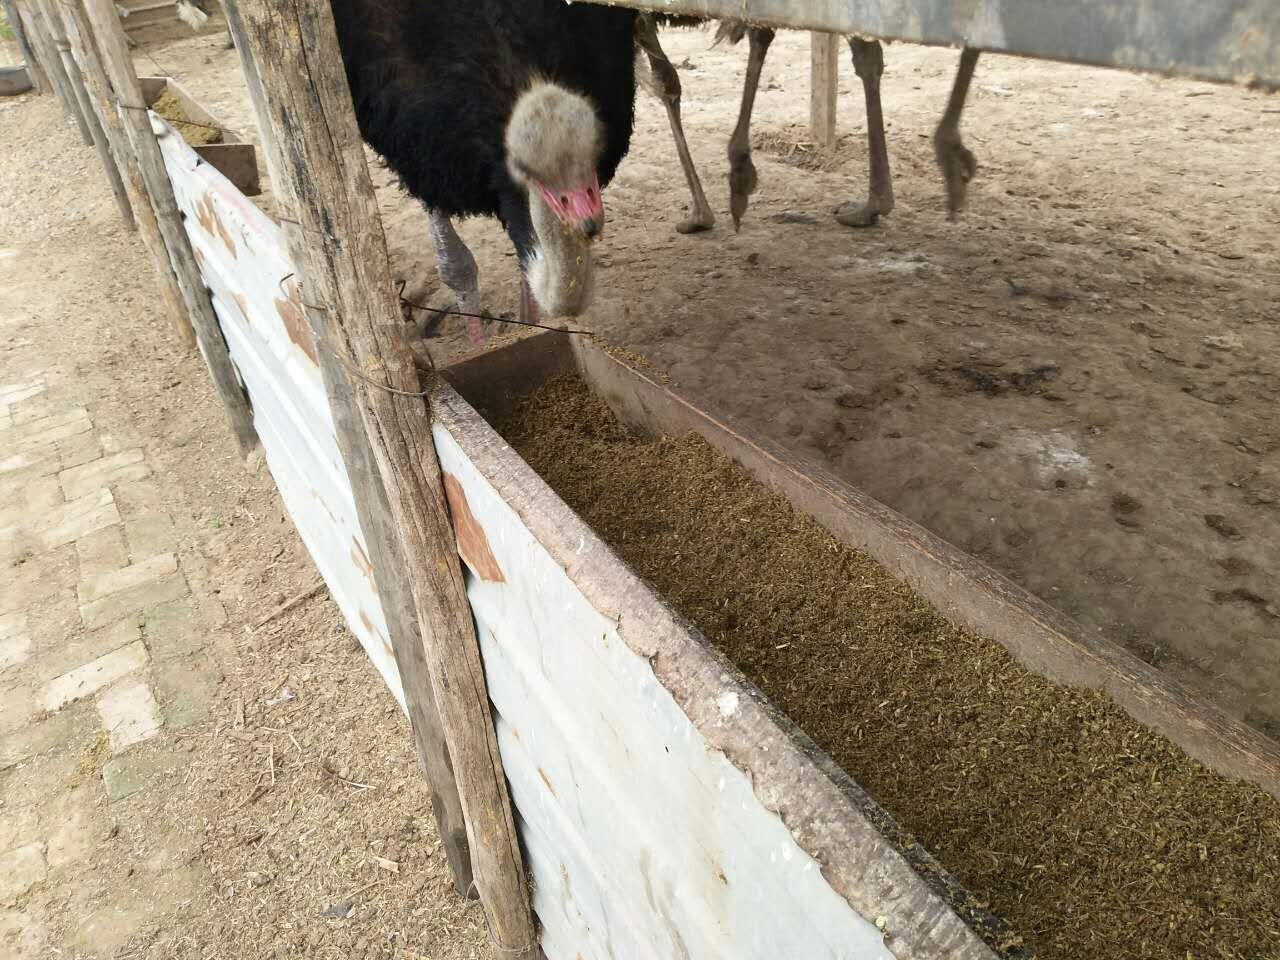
399,281,488,345
676,212,715,235
934,131,977,219
833,199,883,228
933,47,981,220
728,152,758,232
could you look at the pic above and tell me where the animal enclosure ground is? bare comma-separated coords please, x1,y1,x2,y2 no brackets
148,25,1280,740
499,374,1280,960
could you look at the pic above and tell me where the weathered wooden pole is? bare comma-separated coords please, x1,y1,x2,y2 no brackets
810,31,840,149
16,0,91,140
35,0,134,228
81,0,258,454
223,0,536,951
219,0,475,897
59,0,189,327
2,0,50,94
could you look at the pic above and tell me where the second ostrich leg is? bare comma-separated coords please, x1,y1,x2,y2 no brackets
834,37,895,228
935,48,981,218
635,15,716,234
726,25,775,231
427,210,486,345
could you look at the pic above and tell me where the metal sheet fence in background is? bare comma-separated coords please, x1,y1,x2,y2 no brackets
591,0,1280,88
154,120,406,710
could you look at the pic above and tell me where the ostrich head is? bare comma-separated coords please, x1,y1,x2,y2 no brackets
505,82,606,319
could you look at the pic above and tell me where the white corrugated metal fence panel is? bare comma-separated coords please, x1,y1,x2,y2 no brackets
154,119,405,709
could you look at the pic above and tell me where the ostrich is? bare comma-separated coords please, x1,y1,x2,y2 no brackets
328,0,638,343
173,0,233,49
636,15,982,230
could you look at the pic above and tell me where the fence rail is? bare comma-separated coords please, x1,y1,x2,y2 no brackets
592,0,1280,88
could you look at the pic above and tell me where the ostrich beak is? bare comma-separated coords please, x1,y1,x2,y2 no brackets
535,175,605,239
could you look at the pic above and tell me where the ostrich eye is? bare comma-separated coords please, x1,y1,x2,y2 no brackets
559,195,568,208
587,188,595,199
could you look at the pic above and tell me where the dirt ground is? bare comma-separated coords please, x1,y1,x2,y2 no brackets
147,24,1280,740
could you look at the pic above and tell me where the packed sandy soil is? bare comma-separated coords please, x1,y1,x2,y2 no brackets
147,24,1280,740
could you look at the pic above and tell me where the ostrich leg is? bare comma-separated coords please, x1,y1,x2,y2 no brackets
726,25,776,231
635,15,716,234
834,38,895,228
426,210,485,345
934,48,981,219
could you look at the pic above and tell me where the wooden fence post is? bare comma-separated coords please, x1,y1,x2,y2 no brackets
16,0,92,141
220,0,475,897
80,0,258,455
59,0,191,336
223,0,537,952
35,0,134,228
2,0,50,94
810,31,839,149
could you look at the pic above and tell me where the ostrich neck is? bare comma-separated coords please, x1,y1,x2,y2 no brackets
527,191,594,317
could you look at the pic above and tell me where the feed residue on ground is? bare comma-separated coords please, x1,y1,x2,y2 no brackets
500,375,1280,960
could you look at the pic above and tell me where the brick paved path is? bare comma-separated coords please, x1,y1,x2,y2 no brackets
1,253,227,955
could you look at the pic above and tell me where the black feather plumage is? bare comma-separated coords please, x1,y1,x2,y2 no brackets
330,0,638,261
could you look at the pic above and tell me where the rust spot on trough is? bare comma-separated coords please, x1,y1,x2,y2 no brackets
193,193,237,259
358,609,374,634
442,473,504,582
231,292,248,317
274,282,319,365
538,767,557,797
192,246,204,269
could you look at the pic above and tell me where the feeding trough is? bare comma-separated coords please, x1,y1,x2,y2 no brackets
0,64,33,96
139,75,260,196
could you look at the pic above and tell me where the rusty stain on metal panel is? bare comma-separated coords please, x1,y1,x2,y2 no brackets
442,472,505,582
274,281,319,365
194,192,237,259
351,536,377,592
309,487,337,525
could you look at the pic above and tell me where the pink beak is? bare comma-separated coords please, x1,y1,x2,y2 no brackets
535,174,605,239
